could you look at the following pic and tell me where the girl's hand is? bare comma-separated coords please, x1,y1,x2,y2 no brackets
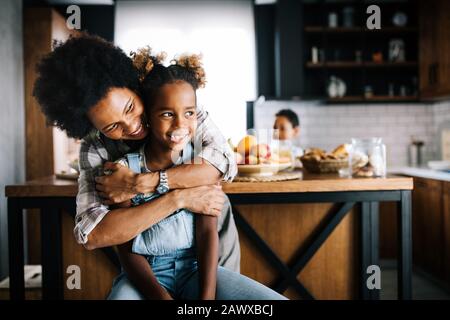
95,162,139,205
174,184,225,216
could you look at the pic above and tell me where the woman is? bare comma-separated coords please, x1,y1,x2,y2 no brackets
32,33,241,297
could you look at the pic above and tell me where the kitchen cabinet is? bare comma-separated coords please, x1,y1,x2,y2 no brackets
255,0,421,102
444,182,450,284
411,177,445,279
255,0,304,99
274,0,304,99
255,0,450,102
380,176,449,286
419,0,450,100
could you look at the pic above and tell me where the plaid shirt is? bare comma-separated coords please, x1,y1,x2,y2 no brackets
74,107,237,245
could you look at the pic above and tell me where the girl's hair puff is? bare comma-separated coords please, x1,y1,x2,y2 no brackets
131,47,206,107
130,46,167,82
171,53,206,88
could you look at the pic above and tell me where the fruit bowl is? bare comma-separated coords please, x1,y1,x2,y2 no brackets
237,162,292,177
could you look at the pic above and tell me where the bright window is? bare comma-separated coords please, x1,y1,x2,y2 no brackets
115,0,257,142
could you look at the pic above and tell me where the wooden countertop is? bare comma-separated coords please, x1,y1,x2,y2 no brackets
5,172,413,198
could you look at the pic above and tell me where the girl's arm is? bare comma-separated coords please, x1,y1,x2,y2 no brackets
196,215,218,300
116,241,172,300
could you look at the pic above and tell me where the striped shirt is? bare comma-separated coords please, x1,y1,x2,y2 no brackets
74,107,237,245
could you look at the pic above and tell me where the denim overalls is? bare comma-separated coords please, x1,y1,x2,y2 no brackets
124,143,200,297
108,143,289,300
126,144,196,256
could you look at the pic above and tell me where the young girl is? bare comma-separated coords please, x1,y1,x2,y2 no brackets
108,49,286,300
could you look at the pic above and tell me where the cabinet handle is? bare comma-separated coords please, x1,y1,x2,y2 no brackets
429,63,438,86
429,64,435,85
435,63,439,85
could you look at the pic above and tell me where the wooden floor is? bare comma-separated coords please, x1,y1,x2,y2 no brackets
380,261,450,300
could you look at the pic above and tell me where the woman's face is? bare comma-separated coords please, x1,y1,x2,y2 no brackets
87,87,149,140
148,81,197,152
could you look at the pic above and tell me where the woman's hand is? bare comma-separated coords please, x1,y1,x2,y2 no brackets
95,162,141,205
174,184,225,217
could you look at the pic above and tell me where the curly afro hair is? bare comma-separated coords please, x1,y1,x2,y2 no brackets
33,33,140,139
130,47,206,108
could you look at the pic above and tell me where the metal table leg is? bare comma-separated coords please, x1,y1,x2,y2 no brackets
397,190,412,300
8,197,25,300
40,206,64,300
360,201,380,300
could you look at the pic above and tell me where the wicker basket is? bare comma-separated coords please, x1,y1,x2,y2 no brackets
300,158,348,173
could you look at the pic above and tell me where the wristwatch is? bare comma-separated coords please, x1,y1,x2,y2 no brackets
156,170,170,194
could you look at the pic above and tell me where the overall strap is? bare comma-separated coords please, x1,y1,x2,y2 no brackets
125,153,142,173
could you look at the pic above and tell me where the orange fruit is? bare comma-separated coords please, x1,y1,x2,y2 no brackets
237,135,258,157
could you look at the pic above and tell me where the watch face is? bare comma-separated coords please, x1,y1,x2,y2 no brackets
157,185,169,194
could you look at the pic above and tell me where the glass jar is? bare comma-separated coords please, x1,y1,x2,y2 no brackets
277,139,295,167
349,138,386,178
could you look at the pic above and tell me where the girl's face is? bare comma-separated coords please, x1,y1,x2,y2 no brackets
148,81,197,152
87,87,149,140
273,116,299,141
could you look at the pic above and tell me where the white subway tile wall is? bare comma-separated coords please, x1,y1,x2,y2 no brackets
254,100,450,167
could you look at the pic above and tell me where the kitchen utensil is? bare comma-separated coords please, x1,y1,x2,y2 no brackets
408,137,425,167
392,12,408,27
329,12,338,28
389,39,405,62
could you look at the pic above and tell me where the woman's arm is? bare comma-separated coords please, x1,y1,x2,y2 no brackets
196,215,218,300
117,241,172,300
96,158,221,204
85,185,225,250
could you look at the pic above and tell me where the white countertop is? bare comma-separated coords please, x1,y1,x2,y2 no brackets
389,166,450,182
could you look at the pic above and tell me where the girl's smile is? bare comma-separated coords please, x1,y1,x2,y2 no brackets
168,128,191,144
148,81,198,153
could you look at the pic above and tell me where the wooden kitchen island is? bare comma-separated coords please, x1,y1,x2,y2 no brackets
5,172,413,300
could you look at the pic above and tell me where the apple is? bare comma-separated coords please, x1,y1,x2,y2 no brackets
250,143,271,159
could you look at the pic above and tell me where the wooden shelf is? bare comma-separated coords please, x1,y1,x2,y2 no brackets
366,27,418,33
365,95,419,102
327,96,364,102
327,95,419,103
305,26,362,33
304,26,418,33
306,61,418,68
